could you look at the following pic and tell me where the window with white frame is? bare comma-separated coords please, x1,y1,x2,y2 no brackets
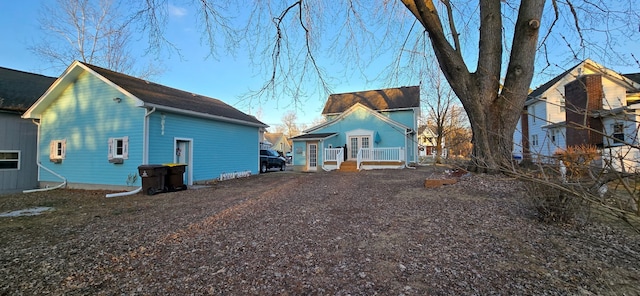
612,123,625,144
549,129,558,144
0,151,20,170
531,134,539,146
108,137,129,162
49,140,66,161
530,105,536,123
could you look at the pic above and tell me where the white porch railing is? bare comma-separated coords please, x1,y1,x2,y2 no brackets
357,147,404,169
324,147,344,169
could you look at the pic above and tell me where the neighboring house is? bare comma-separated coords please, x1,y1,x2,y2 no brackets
263,132,291,154
513,59,640,171
0,67,55,194
290,86,420,171
417,126,445,157
22,61,268,191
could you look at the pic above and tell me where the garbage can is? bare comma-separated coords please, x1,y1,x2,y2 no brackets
138,165,168,195
164,163,187,191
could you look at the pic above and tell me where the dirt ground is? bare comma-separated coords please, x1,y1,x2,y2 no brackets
1,165,639,295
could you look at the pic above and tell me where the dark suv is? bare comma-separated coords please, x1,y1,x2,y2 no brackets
259,149,287,173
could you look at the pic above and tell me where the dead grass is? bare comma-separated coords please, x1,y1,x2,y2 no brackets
1,166,639,295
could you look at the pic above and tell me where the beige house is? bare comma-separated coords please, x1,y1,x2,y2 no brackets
264,132,291,154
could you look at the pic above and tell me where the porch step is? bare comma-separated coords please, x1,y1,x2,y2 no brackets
338,161,358,172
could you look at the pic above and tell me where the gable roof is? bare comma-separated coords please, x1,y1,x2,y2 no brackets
307,102,412,134
23,61,267,127
528,59,640,103
322,86,420,115
264,132,287,143
0,67,56,112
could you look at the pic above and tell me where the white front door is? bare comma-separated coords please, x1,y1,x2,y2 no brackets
307,142,317,171
348,136,370,160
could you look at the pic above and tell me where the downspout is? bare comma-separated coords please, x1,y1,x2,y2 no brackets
105,107,155,198
23,119,67,193
405,129,415,169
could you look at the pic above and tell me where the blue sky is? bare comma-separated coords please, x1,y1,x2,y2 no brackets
1,1,639,129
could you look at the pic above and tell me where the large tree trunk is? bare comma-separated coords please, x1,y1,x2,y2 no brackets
402,0,545,173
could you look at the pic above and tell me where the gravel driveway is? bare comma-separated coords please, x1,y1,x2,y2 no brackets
1,165,639,295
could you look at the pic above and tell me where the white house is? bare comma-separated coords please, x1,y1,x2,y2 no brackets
514,59,640,170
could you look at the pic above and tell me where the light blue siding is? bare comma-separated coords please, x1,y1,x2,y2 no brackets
38,71,145,186
147,112,260,182
314,108,409,148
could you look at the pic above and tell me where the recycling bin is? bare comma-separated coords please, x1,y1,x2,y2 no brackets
164,163,187,191
138,164,167,195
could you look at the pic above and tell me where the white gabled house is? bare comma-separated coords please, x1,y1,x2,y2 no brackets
514,59,640,171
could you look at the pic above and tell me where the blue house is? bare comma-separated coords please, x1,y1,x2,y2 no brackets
0,67,55,194
22,61,267,191
290,86,420,172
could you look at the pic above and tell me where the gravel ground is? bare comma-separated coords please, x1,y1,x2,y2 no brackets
1,165,639,295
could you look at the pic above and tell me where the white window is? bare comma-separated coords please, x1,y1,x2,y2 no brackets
0,151,20,170
108,137,129,162
550,129,557,144
531,135,539,146
612,123,624,144
529,106,536,123
49,140,66,161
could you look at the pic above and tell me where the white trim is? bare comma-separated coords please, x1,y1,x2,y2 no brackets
143,102,267,128
304,103,412,133
307,142,318,171
174,137,193,186
0,150,20,170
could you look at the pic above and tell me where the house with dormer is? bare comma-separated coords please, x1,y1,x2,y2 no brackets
290,86,420,172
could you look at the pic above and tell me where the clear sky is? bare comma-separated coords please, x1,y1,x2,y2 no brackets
1,1,639,129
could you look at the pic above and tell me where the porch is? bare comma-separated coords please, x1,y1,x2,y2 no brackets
323,147,405,171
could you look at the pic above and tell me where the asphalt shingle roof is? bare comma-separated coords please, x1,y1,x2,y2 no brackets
0,67,55,112
83,63,266,126
624,73,640,84
322,86,420,114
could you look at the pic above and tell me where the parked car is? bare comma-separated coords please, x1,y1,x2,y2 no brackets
260,149,287,173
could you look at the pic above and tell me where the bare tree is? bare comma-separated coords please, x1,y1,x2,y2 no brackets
422,68,469,162
275,110,306,139
31,0,161,78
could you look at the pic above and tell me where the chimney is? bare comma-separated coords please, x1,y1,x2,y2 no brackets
564,75,604,147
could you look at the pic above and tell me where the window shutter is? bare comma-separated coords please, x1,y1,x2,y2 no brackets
49,141,55,159
108,138,113,160
61,139,66,159
123,136,129,159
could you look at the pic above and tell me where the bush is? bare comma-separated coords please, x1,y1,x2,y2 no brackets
524,180,588,224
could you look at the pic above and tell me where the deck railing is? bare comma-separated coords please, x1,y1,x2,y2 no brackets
324,147,344,169
357,147,404,169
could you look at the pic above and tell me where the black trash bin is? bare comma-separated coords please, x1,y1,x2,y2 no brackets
164,163,187,191
138,165,168,195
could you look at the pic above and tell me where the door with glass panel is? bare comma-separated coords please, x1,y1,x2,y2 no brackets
348,136,370,160
307,142,317,171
